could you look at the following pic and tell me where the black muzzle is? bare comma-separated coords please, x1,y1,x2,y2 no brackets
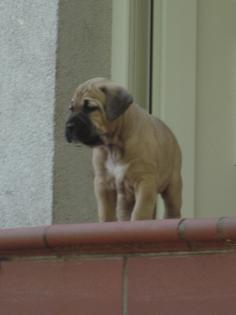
65,112,103,147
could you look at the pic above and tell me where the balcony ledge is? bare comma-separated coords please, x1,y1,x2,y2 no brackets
0,217,236,257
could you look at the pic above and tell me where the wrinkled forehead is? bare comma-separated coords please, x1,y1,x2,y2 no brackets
72,79,106,104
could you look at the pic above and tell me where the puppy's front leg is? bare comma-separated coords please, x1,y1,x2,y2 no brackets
116,191,135,221
94,177,117,222
131,178,156,220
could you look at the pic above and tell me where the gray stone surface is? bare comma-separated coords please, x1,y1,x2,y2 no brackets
53,0,112,224
0,0,112,227
0,0,58,227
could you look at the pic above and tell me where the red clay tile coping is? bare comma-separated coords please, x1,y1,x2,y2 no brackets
0,217,236,256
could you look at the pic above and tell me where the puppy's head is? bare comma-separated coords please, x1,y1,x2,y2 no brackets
65,78,133,147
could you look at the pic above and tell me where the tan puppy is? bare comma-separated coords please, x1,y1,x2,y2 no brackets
65,78,182,221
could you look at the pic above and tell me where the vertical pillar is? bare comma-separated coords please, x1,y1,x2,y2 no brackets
53,0,112,223
0,0,58,227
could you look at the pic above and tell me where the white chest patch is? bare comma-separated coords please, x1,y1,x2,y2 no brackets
105,158,128,182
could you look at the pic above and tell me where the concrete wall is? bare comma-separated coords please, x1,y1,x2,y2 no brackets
0,0,112,228
53,0,112,224
0,0,58,228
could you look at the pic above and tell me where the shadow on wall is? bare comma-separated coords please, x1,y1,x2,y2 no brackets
53,0,112,223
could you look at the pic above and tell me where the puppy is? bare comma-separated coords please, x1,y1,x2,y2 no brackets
65,78,182,221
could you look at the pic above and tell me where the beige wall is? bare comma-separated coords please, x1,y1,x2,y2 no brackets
195,0,236,217
53,0,112,223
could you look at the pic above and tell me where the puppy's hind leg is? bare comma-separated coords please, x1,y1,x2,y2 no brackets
131,178,157,220
161,174,182,218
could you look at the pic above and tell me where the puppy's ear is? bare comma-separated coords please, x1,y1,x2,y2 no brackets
101,85,133,120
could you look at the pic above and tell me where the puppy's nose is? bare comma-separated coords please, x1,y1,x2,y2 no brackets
65,121,75,143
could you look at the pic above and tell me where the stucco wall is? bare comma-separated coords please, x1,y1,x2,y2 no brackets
53,0,112,223
0,0,112,228
0,0,58,227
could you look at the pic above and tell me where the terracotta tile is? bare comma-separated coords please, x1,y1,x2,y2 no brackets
180,218,219,241
0,226,46,251
0,258,123,315
127,254,236,315
218,217,236,241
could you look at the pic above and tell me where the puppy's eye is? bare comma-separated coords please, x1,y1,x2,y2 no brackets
83,100,100,113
